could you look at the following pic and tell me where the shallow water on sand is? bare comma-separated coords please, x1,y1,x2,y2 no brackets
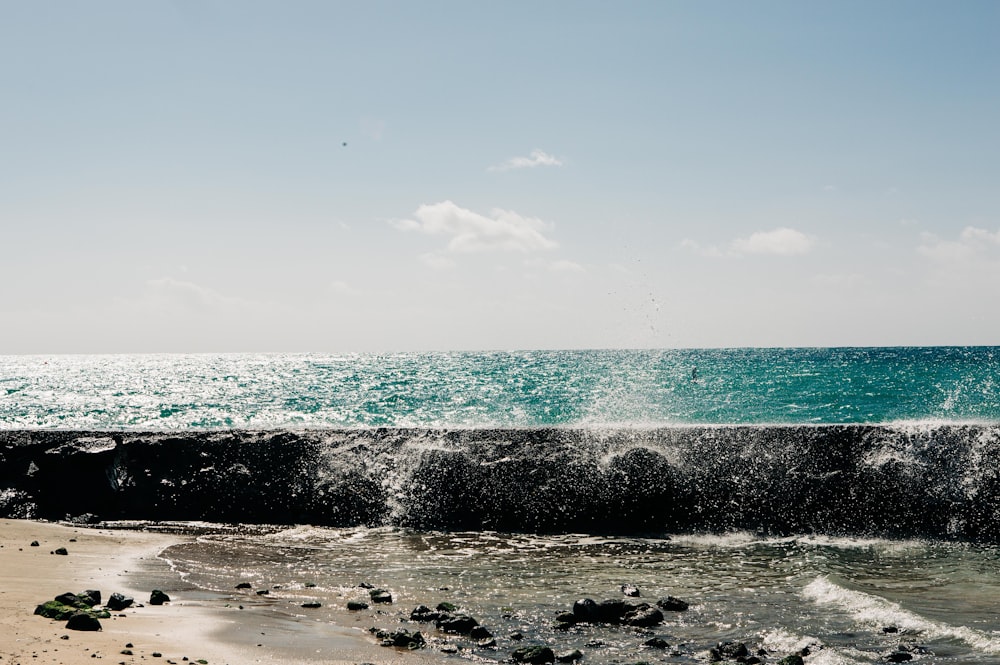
158,527,1000,664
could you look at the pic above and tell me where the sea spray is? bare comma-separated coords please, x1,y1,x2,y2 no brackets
7,425,1000,540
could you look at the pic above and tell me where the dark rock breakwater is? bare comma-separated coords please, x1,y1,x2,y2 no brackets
3,425,1000,540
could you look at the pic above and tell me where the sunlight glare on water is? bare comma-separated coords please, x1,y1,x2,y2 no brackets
2,347,999,429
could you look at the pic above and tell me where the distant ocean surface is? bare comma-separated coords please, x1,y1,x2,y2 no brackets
2,346,998,429
6,347,1000,664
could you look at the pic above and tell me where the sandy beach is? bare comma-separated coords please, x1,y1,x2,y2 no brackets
0,519,429,665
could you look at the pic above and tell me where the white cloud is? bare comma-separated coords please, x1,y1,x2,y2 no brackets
918,226,1000,264
394,200,558,253
524,258,586,273
489,149,564,172
731,228,816,256
549,259,585,273
681,228,815,258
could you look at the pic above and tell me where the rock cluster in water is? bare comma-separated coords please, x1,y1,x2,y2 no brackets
409,602,496,647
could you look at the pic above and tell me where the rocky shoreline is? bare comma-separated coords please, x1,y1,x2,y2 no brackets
216,570,928,665
6,519,940,665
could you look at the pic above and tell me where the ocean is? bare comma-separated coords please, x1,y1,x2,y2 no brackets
3,347,1000,664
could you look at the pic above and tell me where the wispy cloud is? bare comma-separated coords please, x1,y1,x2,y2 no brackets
548,259,585,273
732,228,816,256
489,149,563,172
394,200,558,253
141,278,250,313
918,226,1000,264
682,227,816,258
680,238,726,258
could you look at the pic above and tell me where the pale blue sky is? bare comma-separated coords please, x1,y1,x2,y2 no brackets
2,1,998,352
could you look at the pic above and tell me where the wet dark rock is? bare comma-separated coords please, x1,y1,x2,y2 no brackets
470,625,493,640
656,596,689,612
597,599,628,623
359,582,375,589
622,603,663,627
777,656,804,665
555,612,577,624
410,605,442,622
347,601,369,611
256,589,270,595
372,628,425,650
883,626,899,634
883,652,913,663
79,590,101,607
66,611,102,631
477,638,497,648
644,637,670,648
621,584,641,597
552,621,575,631
369,589,393,604
571,597,662,626
54,593,89,609
54,547,68,555
512,646,556,664
436,614,479,634
149,590,170,605
573,598,600,623
121,650,133,655
436,601,458,612
30,540,40,547
234,582,252,590
510,632,524,641
557,649,583,662
301,602,322,609
710,642,749,662
106,593,133,611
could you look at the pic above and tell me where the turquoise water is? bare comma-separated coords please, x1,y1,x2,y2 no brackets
7,348,1000,664
1,347,998,429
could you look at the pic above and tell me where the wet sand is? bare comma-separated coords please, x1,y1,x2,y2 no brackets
0,519,428,665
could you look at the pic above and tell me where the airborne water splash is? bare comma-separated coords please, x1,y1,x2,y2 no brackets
5,424,1000,542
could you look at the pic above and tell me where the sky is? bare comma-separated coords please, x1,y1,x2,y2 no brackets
2,1,999,353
